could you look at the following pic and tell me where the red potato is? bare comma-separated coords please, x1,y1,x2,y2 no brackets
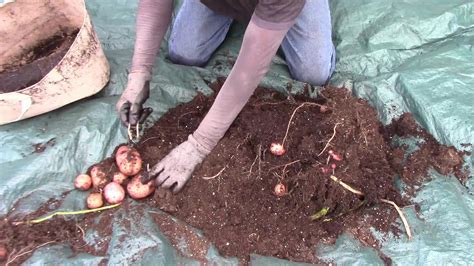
90,165,108,189
117,147,143,176
319,105,329,113
127,174,155,200
74,174,92,190
115,145,129,165
103,182,125,204
270,143,286,156
273,183,287,196
0,244,7,262
328,150,343,161
87,192,104,209
112,172,128,184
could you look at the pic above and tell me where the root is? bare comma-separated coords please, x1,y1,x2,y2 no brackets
6,241,55,266
282,102,324,147
127,122,141,144
202,167,227,180
380,199,413,241
141,136,161,145
318,122,341,156
245,145,262,179
268,160,301,172
76,224,85,239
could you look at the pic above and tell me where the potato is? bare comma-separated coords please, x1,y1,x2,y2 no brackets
0,244,7,262
115,145,129,165
127,174,155,199
87,192,104,209
103,182,125,204
117,147,142,176
74,174,92,190
112,172,128,184
90,165,107,189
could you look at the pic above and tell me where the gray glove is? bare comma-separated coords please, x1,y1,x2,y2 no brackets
116,0,173,126
116,72,153,126
143,134,211,193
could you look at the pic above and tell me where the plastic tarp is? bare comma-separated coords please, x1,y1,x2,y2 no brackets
1,0,473,264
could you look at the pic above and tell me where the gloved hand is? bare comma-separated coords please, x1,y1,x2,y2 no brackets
116,72,153,126
116,0,173,126
142,134,211,193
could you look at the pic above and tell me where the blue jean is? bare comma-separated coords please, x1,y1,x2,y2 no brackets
168,0,336,85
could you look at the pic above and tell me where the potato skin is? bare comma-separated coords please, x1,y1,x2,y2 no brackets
90,165,107,189
103,182,125,204
116,146,142,176
74,174,92,190
87,192,104,209
115,145,129,165
112,172,128,184
127,174,155,199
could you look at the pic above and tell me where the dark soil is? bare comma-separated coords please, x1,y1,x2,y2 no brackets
0,191,114,266
134,83,467,264
0,29,79,93
0,83,468,265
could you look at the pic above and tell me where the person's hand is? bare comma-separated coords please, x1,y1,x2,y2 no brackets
116,72,153,126
142,134,210,193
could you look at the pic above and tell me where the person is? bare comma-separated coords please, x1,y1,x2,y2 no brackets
116,0,336,193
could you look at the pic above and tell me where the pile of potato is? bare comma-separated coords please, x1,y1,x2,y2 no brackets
73,145,155,208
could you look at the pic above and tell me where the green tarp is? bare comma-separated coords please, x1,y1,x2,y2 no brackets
1,0,473,264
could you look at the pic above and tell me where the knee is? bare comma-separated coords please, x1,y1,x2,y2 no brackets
288,49,336,86
168,40,208,66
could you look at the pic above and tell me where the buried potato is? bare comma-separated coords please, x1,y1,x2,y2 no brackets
116,145,142,176
0,244,7,262
127,173,155,199
103,182,125,204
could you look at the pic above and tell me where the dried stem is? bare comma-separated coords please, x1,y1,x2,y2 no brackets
282,102,323,147
329,175,364,195
318,122,341,156
328,175,413,240
12,203,121,225
380,199,413,241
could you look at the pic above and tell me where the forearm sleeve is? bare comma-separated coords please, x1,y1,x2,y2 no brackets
193,14,293,151
130,0,173,77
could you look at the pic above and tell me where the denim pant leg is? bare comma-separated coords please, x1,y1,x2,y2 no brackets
168,0,233,66
281,0,336,86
